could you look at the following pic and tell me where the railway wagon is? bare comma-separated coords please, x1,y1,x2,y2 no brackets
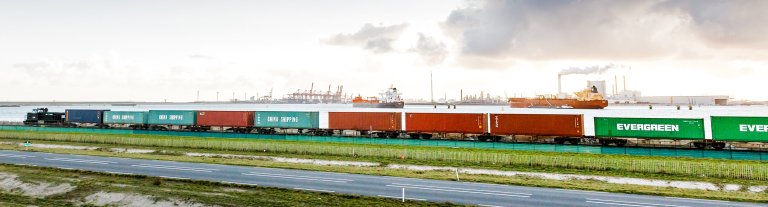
65,109,110,127
405,112,487,139
594,117,706,147
329,112,401,138
196,111,254,133
489,114,583,143
711,116,768,142
103,111,148,129
254,111,320,134
147,110,198,131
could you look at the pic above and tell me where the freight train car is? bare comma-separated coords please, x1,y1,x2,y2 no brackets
196,111,254,133
711,116,768,146
103,111,148,129
253,111,325,135
65,109,110,127
329,112,401,138
147,110,200,131
487,114,583,143
594,117,709,147
405,113,486,139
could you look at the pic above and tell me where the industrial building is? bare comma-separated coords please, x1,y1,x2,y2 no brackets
637,96,729,106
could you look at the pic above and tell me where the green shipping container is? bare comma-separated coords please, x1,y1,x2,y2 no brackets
103,111,148,124
712,116,768,142
147,110,197,126
254,111,319,129
594,117,704,140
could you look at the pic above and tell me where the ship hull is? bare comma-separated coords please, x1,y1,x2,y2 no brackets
509,98,607,109
353,102,404,108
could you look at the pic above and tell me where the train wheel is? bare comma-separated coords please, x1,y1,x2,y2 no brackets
421,134,433,139
599,139,610,146
388,133,399,138
693,142,705,149
376,132,387,138
568,138,581,145
712,142,726,150
615,140,627,147
409,134,420,139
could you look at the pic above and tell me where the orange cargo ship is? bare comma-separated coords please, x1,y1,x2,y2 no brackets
509,86,608,109
352,87,404,108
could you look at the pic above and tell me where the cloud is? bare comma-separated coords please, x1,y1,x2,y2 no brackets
441,0,768,64
188,54,215,60
410,33,449,65
324,23,408,53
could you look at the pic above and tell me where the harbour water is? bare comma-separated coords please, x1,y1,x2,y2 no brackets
2,103,767,138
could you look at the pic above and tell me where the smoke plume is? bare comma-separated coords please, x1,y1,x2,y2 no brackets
558,64,624,76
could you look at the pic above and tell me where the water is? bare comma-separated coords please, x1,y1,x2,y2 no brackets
2,103,767,138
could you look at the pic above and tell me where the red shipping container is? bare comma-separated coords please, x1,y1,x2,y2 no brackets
196,111,254,127
405,113,487,134
329,112,401,131
490,114,583,137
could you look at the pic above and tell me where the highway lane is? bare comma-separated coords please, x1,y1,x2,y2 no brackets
0,150,763,207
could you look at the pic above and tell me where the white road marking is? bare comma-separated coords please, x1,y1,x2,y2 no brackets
294,187,335,193
242,172,352,183
662,197,731,203
478,204,505,207
159,176,190,180
387,183,531,198
586,200,655,207
0,154,35,158
222,181,258,186
45,157,116,165
105,171,133,175
131,164,218,172
553,188,609,194
586,198,689,207
377,195,426,201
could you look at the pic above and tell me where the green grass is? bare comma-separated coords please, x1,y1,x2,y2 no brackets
0,164,459,207
1,130,766,181
1,138,768,203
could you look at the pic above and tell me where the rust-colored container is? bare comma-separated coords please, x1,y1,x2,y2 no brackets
196,111,254,127
329,112,402,131
490,114,583,137
405,113,487,133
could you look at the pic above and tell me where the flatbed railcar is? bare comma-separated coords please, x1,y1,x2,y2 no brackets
20,108,768,150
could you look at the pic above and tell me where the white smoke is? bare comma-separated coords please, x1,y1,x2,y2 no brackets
558,64,625,76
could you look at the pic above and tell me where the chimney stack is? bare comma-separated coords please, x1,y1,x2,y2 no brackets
557,74,562,95
623,75,627,92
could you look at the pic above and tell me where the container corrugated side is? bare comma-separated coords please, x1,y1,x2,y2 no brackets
147,110,197,126
405,113,486,134
196,111,254,127
490,114,583,137
103,111,147,124
254,111,319,128
329,112,401,131
712,116,768,142
594,117,704,140
65,109,109,124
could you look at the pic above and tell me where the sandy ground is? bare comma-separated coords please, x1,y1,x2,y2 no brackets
82,191,215,207
0,172,75,197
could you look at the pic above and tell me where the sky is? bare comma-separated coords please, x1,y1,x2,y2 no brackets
1,0,767,102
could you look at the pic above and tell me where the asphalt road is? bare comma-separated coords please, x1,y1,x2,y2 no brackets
0,150,763,207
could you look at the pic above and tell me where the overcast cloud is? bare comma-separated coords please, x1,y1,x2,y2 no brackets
324,23,409,53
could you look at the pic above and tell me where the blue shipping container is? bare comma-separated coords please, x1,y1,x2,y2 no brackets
66,109,110,124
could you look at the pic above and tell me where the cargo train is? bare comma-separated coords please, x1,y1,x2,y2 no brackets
22,108,768,150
